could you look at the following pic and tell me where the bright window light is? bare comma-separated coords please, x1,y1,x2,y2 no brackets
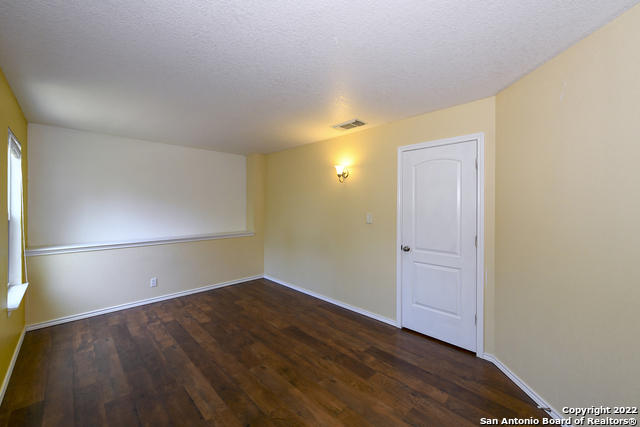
7,128,28,316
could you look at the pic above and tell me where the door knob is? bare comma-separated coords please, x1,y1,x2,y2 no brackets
401,245,410,252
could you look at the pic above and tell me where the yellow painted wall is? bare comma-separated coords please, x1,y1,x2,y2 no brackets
265,97,496,352
25,154,265,326
0,68,27,399
495,3,640,410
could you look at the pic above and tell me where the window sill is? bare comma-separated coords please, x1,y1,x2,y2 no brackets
7,283,28,317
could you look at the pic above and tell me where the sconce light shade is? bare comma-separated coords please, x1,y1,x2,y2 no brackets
335,165,349,183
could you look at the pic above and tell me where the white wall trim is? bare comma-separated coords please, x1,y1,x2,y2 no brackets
25,275,263,331
396,132,486,357
476,134,485,357
264,276,397,327
482,353,568,424
396,146,404,329
0,326,26,407
25,231,255,257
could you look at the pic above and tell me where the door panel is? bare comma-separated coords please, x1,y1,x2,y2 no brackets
401,140,477,351
414,159,461,255
413,263,460,317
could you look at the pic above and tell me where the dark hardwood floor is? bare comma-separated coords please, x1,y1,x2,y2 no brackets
0,279,549,426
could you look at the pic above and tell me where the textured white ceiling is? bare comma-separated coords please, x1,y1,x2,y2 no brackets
0,0,637,154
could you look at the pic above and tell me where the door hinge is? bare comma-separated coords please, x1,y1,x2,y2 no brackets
475,158,478,169
475,314,477,325
475,236,477,247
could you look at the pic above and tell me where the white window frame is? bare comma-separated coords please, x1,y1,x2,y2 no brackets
7,128,28,317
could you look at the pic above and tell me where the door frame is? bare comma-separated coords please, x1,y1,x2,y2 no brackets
396,133,485,357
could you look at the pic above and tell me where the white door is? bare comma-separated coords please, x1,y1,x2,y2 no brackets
401,140,477,352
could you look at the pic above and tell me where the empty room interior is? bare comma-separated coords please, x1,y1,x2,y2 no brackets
1,0,639,425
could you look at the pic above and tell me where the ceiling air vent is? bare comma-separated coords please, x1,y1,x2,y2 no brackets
331,118,367,131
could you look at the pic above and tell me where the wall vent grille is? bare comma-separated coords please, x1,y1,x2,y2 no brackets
331,119,367,131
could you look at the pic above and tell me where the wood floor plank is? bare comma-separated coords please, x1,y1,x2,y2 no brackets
214,351,306,427
148,314,244,427
390,328,530,399
161,341,233,423
208,301,335,385
161,317,301,426
73,382,108,427
335,407,377,427
365,345,520,419
72,319,94,354
93,337,130,404
106,312,125,327
0,279,552,427
42,325,75,427
316,301,396,337
281,325,376,380
229,287,373,360
403,406,451,427
243,321,331,384
197,312,264,369
0,406,10,427
368,372,478,427
228,290,488,427
249,363,345,427
7,401,44,427
361,351,506,425
289,322,483,424
88,315,112,342
109,323,145,374
168,303,266,385
131,327,209,427
121,308,147,338
318,376,410,427
248,342,347,416
125,367,175,427
244,283,397,357
198,361,277,427
104,394,142,427
275,328,414,423
235,314,411,426
72,349,99,391
6,329,51,412
351,328,543,418
181,301,213,325
183,294,216,314
72,321,100,394
149,304,175,323
159,386,209,427
242,282,548,422
234,299,290,330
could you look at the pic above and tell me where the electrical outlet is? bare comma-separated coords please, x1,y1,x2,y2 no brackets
366,213,373,224
150,278,157,287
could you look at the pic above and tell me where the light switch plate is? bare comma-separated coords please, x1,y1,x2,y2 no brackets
366,213,373,224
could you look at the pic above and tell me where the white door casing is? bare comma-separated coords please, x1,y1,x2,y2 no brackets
397,133,484,356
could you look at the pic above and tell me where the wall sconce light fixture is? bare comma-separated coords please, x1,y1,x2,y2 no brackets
335,165,349,183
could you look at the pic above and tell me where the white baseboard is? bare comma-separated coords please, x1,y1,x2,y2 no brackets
263,275,397,327
0,326,26,407
26,274,397,332
25,275,263,331
482,353,567,423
